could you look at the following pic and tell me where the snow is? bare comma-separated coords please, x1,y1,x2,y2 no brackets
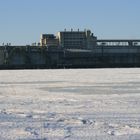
0,68,140,139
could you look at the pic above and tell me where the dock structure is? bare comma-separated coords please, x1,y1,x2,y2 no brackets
0,29,140,69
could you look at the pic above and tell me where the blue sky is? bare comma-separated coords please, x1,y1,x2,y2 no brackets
0,0,140,45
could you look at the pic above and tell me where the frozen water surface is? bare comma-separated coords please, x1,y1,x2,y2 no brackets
0,68,140,139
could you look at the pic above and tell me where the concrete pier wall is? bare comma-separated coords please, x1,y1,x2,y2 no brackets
0,45,140,69
0,49,4,65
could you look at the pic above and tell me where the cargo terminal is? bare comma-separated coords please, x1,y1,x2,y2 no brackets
0,29,140,69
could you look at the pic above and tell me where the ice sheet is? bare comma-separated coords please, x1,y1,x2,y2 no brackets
0,68,140,139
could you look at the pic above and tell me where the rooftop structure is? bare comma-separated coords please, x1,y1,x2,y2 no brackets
40,34,59,47
57,29,97,49
40,29,140,49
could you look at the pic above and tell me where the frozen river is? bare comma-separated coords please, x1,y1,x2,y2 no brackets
0,68,140,140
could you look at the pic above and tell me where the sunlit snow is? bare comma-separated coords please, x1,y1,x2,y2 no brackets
0,68,140,140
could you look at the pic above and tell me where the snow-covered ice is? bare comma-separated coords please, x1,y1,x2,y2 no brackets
0,68,140,139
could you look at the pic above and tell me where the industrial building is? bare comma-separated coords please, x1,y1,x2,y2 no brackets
0,29,140,69
40,34,59,47
57,29,97,49
40,29,97,49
